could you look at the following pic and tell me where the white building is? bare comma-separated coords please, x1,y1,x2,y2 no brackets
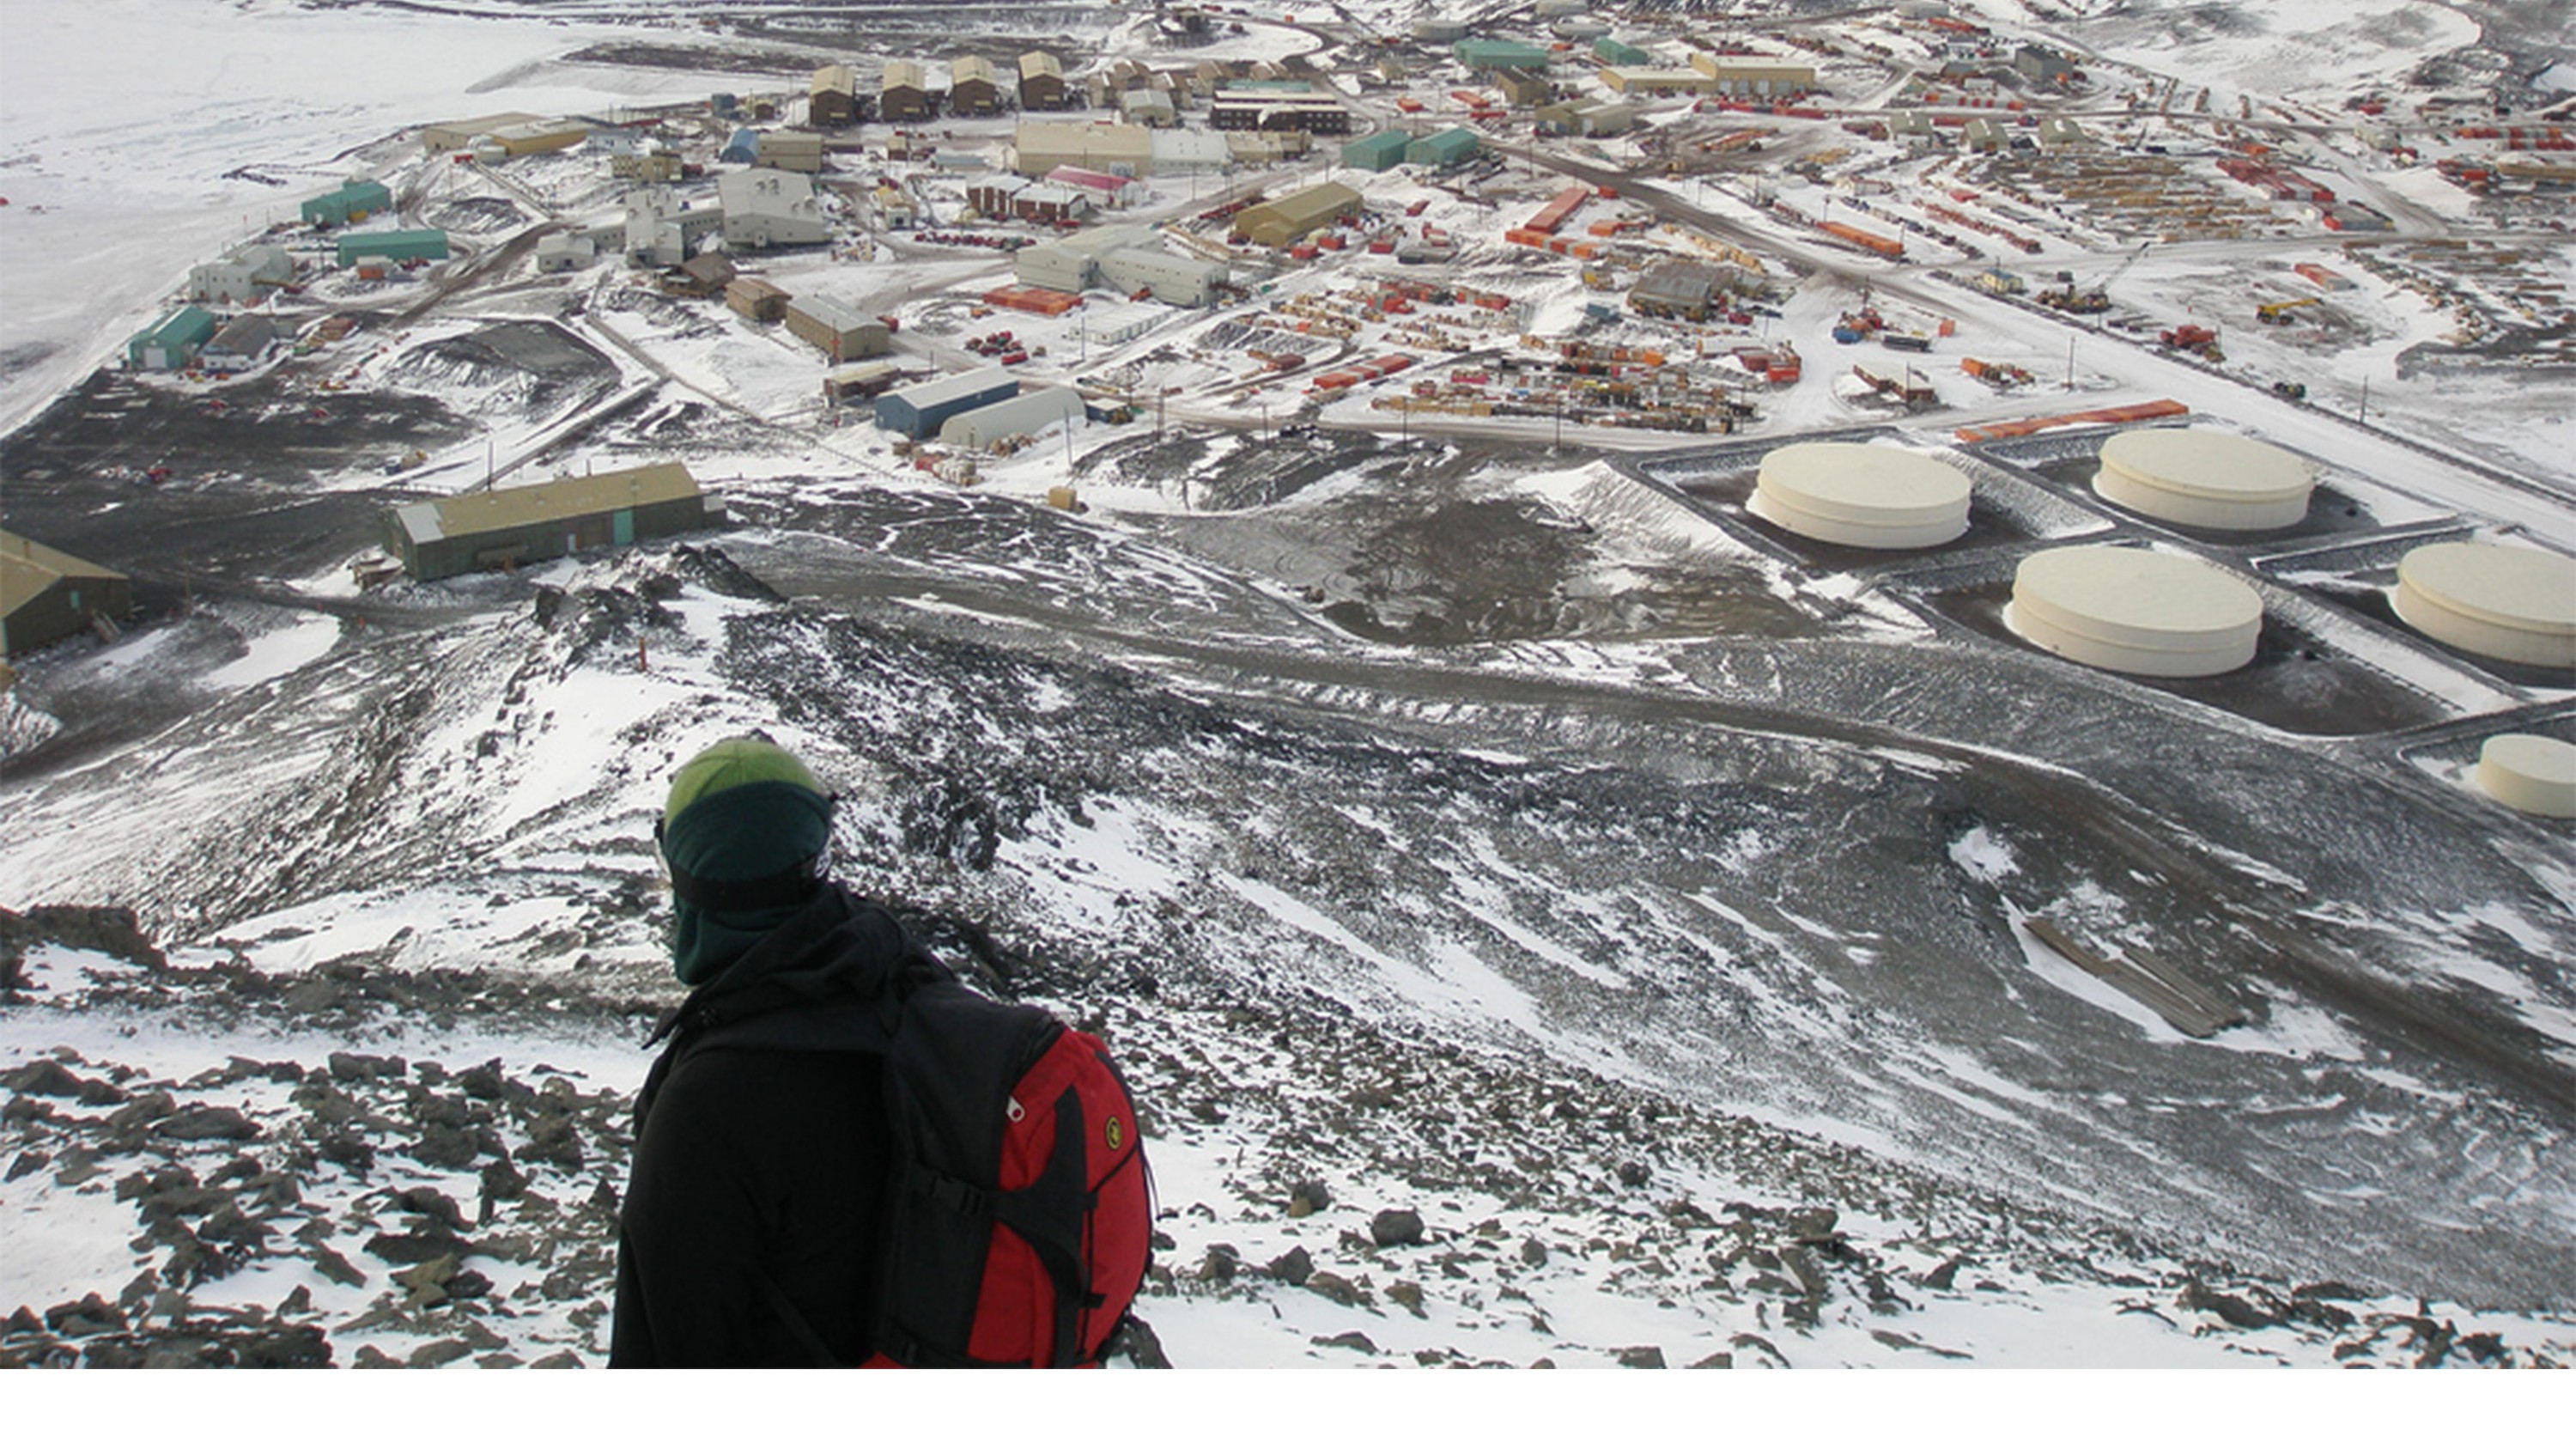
720,168,831,249
1015,225,1227,307
535,234,598,273
623,187,720,267
186,244,295,305
197,314,280,372
939,386,1086,449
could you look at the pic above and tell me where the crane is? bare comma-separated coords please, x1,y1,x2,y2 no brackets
2038,242,2148,314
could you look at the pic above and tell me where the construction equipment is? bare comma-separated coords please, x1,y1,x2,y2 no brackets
2039,242,2148,314
1961,356,2033,389
2270,379,2307,399
2159,322,2223,360
2257,297,2322,324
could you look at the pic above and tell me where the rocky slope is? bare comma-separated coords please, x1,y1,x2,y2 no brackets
3,905,2563,1370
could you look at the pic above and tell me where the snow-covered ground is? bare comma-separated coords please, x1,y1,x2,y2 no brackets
5,0,2574,1387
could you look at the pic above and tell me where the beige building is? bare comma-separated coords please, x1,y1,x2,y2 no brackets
421,112,542,152
1233,181,1364,248
1685,55,1817,96
757,131,825,174
485,121,590,158
1012,120,1155,177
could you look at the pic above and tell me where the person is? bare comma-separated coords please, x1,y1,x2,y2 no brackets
610,735,941,1367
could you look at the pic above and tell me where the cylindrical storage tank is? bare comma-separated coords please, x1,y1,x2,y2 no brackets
2476,734,2576,818
2092,427,2316,531
2006,545,2263,677
2391,541,2576,669
1750,441,1972,550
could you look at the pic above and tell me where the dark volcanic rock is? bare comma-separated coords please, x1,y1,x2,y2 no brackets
155,1105,261,1142
3,1059,92,1097
2179,1280,2281,1330
45,1294,125,1336
365,1229,471,1266
1303,1271,1368,1307
390,1185,470,1233
1266,1245,1315,1286
1370,1208,1425,1247
1109,1315,1173,1369
1617,1344,1668,1368
326,1052,407,1083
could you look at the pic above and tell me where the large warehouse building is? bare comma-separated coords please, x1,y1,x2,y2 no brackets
2,532,131,661
1016,226,1227,306
939,387,1085,449
1233,182,1364,248
383,464,714,582
301,178,393,228
1012,120,1156,177
874,368,1021,439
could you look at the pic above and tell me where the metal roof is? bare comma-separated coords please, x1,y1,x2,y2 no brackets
1,531,125,618
1238,181,1364,233
137,306,217,348
787,296,871,332
393,463,701,545
884,60,926,91
883,368,1018,411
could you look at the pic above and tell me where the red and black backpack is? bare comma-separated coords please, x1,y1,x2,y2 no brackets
653,969,1155,1367
864,977,1154,1368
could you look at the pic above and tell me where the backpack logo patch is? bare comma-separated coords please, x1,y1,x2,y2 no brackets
1105,1116,1125,1153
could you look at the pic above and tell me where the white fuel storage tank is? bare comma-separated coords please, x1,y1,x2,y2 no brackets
2093,427,2316,532
1750,441,1972,550
2006,545,2263,677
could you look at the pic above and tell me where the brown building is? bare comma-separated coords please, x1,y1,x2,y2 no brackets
383,464,714,582
1,532,131,661
811,65,860,128
1019,52,1066,111
951,57,1003,117
882,61,932,122
726,277,791,321
784,298,891,361
662,253,738,299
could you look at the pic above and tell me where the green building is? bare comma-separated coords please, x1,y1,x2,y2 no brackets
125,306,217,370
1405,126,1480,169
1593,38,1649,67
337,228,450,268
1341,131,1413,172
1455,40,1553,71
383,463,714,582
301,178,394,228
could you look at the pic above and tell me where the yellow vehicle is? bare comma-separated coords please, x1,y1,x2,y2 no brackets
2257,297,2322,324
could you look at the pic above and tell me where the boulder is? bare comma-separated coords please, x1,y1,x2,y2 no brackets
1370,1208,1425,1247
1266,1245,1314,1287
156,1105,261,1142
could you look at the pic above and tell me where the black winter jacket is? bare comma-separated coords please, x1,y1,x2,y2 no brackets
609,885,948,1368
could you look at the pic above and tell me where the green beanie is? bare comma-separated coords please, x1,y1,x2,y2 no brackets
659,738,834,985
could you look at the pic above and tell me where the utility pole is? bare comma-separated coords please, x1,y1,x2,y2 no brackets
2064,333,2075,391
